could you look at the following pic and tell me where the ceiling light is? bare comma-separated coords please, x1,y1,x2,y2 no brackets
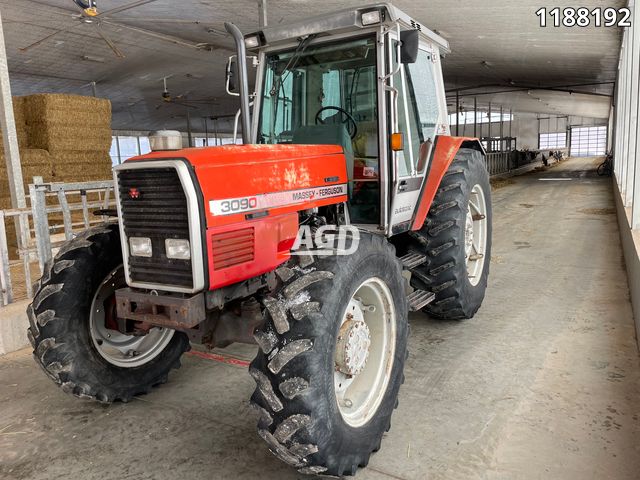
244,35,261,49
361,9,383,26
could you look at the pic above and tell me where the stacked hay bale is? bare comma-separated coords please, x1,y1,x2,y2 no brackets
1,94,113,204
0,149,55,199
0,94,113,258
22,94,113,181
0,96,41,207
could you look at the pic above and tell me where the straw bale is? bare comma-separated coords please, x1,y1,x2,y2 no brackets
0,187,10,206
0,148,54,171
51,150,112,165
53,163,113,181
28,126,112,152
23,94,111,124
0,97,28,150
11,148,54,167
0,166,54,187
0,150,55,195
12,96,26,127
28,110,110,128
51,150,112,180
0,127,30,148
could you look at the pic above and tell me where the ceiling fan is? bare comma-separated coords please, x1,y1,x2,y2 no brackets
20,0,224,58
155,76,196,109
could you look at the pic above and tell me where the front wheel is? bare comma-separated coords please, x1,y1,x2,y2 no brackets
27,224,190,403
250,233,408,476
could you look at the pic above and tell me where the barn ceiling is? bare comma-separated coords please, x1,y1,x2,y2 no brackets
0,0,623,131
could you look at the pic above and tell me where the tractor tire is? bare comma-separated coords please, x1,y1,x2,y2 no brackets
250,233,408,476
27,223,190,403
410,148,492,320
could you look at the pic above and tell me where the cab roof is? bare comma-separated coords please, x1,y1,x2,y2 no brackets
248,3,450,54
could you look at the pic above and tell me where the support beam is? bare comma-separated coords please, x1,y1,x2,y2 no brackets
488,102,492,150
186,110,193,147
631,1,640,229
0,10,25,210
620,29,631,197
500,105,504,150
258,0,268,28
509,108,513,139
624,1,639,207
473,97,477,138
455,91,459,136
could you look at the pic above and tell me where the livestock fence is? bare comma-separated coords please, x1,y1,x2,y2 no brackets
0,177,115,306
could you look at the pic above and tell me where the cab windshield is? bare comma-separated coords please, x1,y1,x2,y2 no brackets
257,36,379,223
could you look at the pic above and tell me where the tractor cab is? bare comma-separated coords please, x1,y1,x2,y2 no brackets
236,3,451,234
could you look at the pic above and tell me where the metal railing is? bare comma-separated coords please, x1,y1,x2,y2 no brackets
485,149,545,177
0,177,115,306
485,152,512,176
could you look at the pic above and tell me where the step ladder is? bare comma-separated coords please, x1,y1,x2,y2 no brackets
407,289,435,312
399,252,427,270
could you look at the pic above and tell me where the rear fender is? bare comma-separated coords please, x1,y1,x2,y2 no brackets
411,136,485,231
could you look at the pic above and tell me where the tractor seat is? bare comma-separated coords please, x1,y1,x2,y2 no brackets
291,124,355,181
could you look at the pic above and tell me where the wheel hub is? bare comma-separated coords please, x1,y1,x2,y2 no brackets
464,209,474,258
89,266,174,368
335,315,371,376
333,279,396,428
466,184,488,286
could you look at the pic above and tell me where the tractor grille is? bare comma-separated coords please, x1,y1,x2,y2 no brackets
211,228,255,269
117,167,193,288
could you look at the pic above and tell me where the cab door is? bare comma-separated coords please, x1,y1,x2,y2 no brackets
387,37,446,235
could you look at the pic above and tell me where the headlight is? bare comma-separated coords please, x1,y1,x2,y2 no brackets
244,35,260,49
165,239,191,260
361,9,383,26
129,237,152,257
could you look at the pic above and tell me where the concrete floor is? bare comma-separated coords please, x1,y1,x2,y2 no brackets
1,157,639,479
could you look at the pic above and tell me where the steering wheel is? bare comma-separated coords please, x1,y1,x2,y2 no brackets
315,106,358,139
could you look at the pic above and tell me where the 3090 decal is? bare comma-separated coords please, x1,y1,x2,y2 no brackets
536,7,631,27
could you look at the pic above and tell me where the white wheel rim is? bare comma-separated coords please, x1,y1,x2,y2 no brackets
89,266,175,368
334,277,396,428
465,184,488,286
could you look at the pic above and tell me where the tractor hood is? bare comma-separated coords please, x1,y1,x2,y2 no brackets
126,144,349,228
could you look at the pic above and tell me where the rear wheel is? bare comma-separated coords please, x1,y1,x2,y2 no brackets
250,233,408,476
409,148,492,319
27,224,189,402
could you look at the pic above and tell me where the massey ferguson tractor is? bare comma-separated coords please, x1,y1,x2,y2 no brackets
27,4,492,476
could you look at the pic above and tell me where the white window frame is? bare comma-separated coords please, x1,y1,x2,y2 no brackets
570,126,607,157
110,135,152,165
539,132,567,150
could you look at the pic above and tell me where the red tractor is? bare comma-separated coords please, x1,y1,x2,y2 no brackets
27,4,492,476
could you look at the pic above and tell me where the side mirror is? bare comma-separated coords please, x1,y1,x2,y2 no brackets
400,30,419,64
225,56,238,95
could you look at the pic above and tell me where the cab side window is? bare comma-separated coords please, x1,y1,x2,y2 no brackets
405,49,440,172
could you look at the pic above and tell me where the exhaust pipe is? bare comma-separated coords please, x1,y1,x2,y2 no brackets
224,22,252,144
